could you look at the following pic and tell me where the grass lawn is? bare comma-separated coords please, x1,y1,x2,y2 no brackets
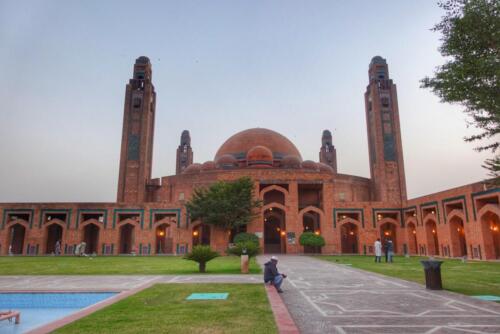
0,256,261,275
317,255,500,297
54,283,277,334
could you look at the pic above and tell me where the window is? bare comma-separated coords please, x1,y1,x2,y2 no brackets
133,98,141,108
381,97,390,107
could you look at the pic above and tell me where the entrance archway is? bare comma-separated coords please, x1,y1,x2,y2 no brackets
264,207,285,253
192,224,211,246
480,211,500,259
449,217,467,257
83,223,99,254
425,220,439,256
8,224,26,255
341,223,358,254
380,222,397,254
46,224,63,254
156,223,173,254
407,222,417,255
119,223,134,254
302,211,321,253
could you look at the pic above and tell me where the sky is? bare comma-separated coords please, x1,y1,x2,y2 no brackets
0,0,492,203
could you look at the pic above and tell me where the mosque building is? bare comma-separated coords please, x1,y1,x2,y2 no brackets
1,56,499,260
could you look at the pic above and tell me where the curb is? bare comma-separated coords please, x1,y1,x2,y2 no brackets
265,285,300,334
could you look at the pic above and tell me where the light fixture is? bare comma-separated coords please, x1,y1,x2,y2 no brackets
412,230,416,234
269,208,273,211
492,226,499,232
264,218,267,222
158,231,165,237
349,231,354,236
314,231,320,235
342,215,346,219
413,213,416,217
432,229,436,234
276,227,280,232
280,231,286,236
384,231,390,236
431,210,435,215
457,228,460,232
192,230,199,236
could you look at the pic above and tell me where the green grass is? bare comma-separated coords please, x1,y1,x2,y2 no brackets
0,256,261,275
317,255,500,297
55,283,277,334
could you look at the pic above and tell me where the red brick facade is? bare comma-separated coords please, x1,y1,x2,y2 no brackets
1,56,499,260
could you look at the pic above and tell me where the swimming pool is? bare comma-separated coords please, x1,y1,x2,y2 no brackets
0,292,117,333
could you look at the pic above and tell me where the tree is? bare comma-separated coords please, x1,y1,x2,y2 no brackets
185,177,262,230
184,245,219,273
421,0,500,182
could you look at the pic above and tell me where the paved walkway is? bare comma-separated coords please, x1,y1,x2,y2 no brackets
257,255,500,334
0,274,262,291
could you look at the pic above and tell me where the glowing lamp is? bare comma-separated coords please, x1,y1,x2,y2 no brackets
269,208,273,211
349,231,354,236
384,231,390,236
314,231,320,235
342,215,346,219
276,227,280,232
158,231,165,237
192,230,199,237
412,230,416,234
431,210,435,215
432,229,436,234
457,228,460,232
413,213,416,217
280,231,286,236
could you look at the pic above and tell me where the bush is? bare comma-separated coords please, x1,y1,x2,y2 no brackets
233,232,259,246
184,245,220,273
227,241,261,258
299,232,325,247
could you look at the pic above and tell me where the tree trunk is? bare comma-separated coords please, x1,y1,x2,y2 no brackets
199,262,206,273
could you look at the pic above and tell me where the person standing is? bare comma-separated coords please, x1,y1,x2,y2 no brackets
386,239,394,263
55,240,61,256
374,238,382,263
264,256,287,293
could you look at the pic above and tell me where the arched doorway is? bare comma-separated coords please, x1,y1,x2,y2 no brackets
156,223,173,254
192,224,211,246
380,222,397,254
8,224,26,255
264,207,285,254
481,211,500,259
83,223,99,254
302,211,321,253
119,224,134,254
449,217,467,257
341,223,358,254
46,224,63,254
407,222,417,255
425,220,439,256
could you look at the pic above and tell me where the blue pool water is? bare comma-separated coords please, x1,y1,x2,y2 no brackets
0,292,116,334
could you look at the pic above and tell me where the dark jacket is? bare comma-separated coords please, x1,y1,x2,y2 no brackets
264,261,279,282
386,241,394,252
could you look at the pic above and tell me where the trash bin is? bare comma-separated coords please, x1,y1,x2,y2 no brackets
420,260,443,290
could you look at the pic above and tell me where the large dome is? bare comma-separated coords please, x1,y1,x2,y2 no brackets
214,128,302,161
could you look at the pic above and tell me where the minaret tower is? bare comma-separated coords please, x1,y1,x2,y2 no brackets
319,130,337,173
117,56,156,203
365,56,406,202
176,130,193,174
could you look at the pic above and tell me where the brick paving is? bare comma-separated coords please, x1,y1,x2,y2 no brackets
257,255,500,334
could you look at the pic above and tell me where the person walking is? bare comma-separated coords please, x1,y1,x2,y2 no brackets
55,240,61,256
374,238,382,263
264,256,287,293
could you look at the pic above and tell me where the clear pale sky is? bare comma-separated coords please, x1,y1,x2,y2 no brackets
0,0,491,203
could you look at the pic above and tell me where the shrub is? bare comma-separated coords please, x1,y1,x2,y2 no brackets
227,241,261,257
184,245,220,273
299,232,325,247
233,232,259,246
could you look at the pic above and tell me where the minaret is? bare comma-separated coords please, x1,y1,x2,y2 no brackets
176,130,193,174
117,56,156,203
364,56,407,202
319,130,337,173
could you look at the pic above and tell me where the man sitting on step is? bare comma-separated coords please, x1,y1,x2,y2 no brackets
264,256,287,293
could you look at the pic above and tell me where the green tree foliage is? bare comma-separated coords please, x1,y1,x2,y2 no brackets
421,0,500,181
185,177,262,230
227,241,261,258
184,245,219,273
233,232,260,246
299,232,326,247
